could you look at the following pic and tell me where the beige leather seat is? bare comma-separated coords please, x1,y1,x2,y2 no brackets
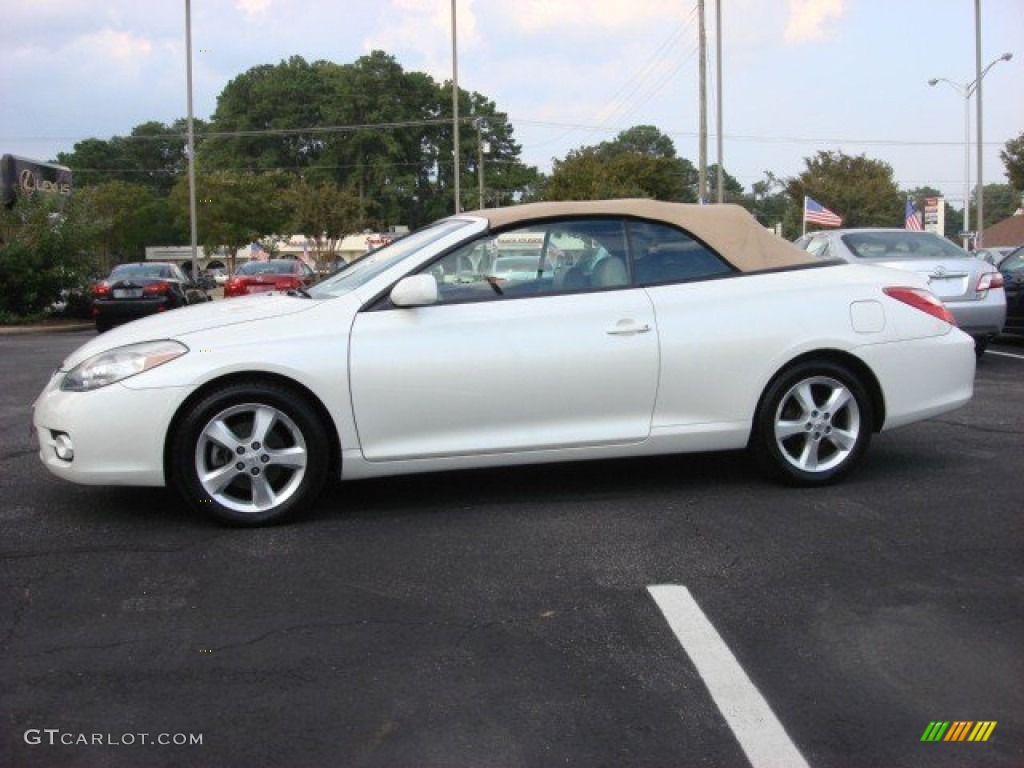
590,257,628,287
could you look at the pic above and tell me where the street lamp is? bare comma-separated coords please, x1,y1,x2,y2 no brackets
929,51,1012,249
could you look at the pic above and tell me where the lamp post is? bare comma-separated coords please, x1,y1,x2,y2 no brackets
928,51,1012,249
184,0,198,270
475,118,488,210
450,0,460,214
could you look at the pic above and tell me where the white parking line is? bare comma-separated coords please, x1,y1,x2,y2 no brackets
988,349,1024,360
648,585,810,768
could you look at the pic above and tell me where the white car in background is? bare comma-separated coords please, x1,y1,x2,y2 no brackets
795,228,1006,356
34,200,975,526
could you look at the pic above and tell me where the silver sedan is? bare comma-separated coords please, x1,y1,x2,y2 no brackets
795,229,1006,356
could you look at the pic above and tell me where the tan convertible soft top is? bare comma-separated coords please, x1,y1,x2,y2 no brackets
457,199,816,273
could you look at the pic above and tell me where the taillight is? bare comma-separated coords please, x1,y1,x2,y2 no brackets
883,286,956,325
976,271,1004,292
91,282,110,297
143,281,171,295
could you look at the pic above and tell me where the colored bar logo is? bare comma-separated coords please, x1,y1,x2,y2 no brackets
921,721,997,742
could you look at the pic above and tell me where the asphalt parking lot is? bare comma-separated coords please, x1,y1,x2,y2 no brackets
2,331,1022,768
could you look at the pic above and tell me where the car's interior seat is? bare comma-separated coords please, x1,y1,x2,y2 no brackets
590,256,628,288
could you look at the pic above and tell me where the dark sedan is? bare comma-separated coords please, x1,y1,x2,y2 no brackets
91,262,210,332
999,246,1024,336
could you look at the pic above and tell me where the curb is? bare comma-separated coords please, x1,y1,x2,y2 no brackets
0,323,94,336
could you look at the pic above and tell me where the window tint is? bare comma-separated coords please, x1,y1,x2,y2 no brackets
1001,250,1024,272
804,236,831,259
840,231,968,260
423,218,630,304
628,221,733,285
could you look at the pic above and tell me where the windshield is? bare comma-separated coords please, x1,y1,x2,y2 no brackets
309,219,474,299
237,261,297,275
110,264,175,280
839,231,968,260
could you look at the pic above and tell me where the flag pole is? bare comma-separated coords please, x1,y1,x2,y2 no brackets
802,196,807,237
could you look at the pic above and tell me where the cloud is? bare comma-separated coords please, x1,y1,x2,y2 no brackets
784,0,844,43
83,28,154,60
236,0,272,21
512,0,679,32
364,0,480,81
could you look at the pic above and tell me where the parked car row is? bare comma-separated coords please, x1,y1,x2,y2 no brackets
89,259,320,332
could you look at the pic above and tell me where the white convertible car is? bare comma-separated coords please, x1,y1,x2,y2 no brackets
33,200,975,525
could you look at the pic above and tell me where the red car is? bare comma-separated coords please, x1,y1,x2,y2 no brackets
223,259,318,298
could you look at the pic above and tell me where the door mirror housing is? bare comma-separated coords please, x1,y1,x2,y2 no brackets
390,274,438,307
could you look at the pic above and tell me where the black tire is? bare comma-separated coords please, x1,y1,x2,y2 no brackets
95,320,111,333
750,360,873,486
974,336,989,359
170,381,329,526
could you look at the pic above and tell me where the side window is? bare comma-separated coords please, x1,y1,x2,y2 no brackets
804,236,831,259
421,218,630,304
628,221,733,285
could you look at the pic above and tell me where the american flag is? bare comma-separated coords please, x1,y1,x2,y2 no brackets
804,196,843,227
904,199,923,230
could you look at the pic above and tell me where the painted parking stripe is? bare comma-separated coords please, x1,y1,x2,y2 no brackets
987,349,1024,360
648,585,810,768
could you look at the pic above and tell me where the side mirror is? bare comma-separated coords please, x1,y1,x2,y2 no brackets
390,274,438,307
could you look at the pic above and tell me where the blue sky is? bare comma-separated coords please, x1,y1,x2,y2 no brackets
3,0,1021,210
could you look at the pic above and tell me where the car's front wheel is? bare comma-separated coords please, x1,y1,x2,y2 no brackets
751,361,873,486
170,382,330,526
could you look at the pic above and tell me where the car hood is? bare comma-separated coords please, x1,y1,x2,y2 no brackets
62,294,320,369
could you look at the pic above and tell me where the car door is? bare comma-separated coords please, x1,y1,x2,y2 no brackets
348,218,660,461
1000,250,1024,331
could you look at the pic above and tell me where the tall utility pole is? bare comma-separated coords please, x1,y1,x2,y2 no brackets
184,0,198,269
715,0,723,203
451,0,460,214
476,119,487,210
975,0,984,246
697,0,707,204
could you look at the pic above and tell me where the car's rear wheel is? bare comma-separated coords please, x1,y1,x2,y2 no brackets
171,382,329,526
751,360,873,486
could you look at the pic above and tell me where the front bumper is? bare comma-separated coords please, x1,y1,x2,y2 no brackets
33,371,188,487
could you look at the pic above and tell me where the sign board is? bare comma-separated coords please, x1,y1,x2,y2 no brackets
1,154,73,208
923,196,945,237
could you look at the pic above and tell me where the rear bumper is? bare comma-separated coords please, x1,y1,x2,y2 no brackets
93,298,173,322
948,292,1007,337
856,328,975,431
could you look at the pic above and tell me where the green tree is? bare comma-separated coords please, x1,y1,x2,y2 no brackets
0,192,98,318
203,51,538,228
747,171,794,237
979,183,1019,229
56,120,200,195
1000,132,1024,192
169,171,291,273
786,151,901,232
74,182,183,270
546,126,696,202
285,178,365,269
706,164,745,203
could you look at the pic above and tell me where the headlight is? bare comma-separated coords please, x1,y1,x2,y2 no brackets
61,340,188,392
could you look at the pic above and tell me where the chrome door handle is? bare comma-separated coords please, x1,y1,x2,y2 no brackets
606,320,652,336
